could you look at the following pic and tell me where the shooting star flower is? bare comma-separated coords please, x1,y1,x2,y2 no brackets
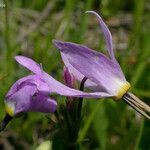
5,75,57,117
1,55,111,130
2,74,57,130
5,56,113,116
53,11,150,119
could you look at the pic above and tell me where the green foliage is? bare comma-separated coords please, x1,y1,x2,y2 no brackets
0,0,150,149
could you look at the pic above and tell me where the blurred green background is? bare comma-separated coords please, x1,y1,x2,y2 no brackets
0,0,150,149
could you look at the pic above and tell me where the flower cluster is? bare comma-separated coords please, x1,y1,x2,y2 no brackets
1,11,150,131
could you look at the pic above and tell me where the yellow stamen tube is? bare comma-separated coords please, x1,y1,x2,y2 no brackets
114,82,131,100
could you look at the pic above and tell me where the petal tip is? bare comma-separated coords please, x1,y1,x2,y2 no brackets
52,39,58,44
53,39,62,46
52,39,65,51
15,55,42,75
85,11,101,18
15,55,30,66
85,10,95,14
15,55,24,62
15,55,32,64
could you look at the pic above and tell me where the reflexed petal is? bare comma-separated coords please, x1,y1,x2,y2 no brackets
86,11,124,72
86,11,115,60
43,72,113,98
15,55,112,98
15,56,42,75
53,40,126,95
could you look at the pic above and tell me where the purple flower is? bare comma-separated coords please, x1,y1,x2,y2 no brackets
53,11,150,118
5,75,57,116
53,11,130,100
5,55,111,117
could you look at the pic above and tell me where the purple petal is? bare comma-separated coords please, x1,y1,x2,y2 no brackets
6,85,57,115
86,11,115,60
43,72,113,98
15,55,112,98
53,40,126,95
6,75,35,98
29,93,57,113
15,56,42,75
6,75,50,98
22,76,50,95
61,53,99,90
6,85,37,115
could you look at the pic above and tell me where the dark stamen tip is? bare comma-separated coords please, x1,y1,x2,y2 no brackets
0,114,13,132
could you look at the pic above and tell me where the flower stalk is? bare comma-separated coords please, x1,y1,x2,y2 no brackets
0,114,12,131
55,75,88,149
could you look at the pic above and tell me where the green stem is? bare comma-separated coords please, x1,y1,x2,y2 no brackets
4,0,12,73
78,101,102,142
130,0,146,149
134,118,145,150
133,89,150,98
4,0,10,51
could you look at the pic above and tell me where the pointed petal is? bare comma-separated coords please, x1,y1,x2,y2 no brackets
15,56,42,75
53,40,126,95
43,72,113,98
15,56,112,98
86,11,115,60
